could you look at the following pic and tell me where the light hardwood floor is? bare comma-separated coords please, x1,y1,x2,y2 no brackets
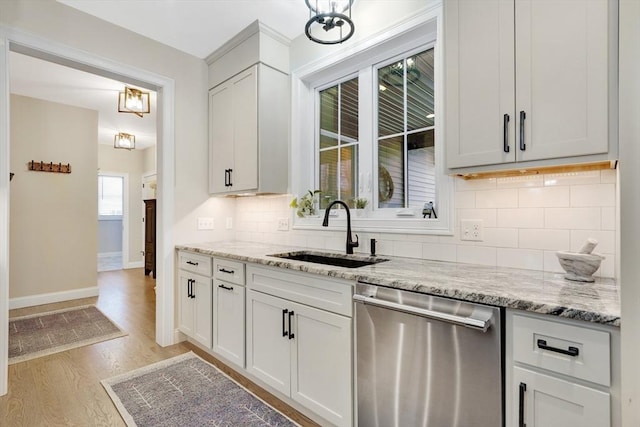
0,268,319,426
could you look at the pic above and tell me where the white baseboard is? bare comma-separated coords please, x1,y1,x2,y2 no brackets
124,261,144,269
174,329,187,344
97,251,122,259
9,286,100,310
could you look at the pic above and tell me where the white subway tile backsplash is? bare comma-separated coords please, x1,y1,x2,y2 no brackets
455,177,496,191
455,191,476,209
601,207,616,230
544,170,601,186
481,228,519,248
543,251,565,274
497,175,544,189
570,230,615,254
457,246,496,266
598,254,615,278
545,208,601,230
600,168,617,184
497,208,544,228
518,186,570,208
519,229,570,250
570,184,616,207
393,241,423,259
458,209,497,227
497,248,544,270
476,188,518,208
422,243,457,262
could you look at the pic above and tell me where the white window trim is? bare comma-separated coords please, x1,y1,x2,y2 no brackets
290,4,454,235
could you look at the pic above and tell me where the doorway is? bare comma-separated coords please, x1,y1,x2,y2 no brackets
0,33,177,396
98,173,127,272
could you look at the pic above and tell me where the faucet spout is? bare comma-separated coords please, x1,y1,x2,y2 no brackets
322,200,359,255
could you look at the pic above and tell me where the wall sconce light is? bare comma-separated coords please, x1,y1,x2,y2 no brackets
114,132,136,150
305,0,355,45
118,86,150,117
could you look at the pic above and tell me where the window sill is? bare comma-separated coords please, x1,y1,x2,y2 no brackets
292,215,453,236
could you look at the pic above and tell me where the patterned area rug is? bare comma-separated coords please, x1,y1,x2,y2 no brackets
102,352,299,427
9,305,126,364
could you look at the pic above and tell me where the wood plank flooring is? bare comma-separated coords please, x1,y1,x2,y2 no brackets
0,268,319,426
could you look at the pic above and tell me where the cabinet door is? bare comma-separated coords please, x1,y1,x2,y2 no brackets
290,301,352,427
515,0,609,162
246,290,291,396
192,275,212,348
230,66,258,192
209,81,234,194
177,273,194,337
445,0,515,168
512,367,610,427
212,279,245,368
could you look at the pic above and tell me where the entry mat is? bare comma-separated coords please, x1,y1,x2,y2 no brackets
9,304,126,364
101,352,300,427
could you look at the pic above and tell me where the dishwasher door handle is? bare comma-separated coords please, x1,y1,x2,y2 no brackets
353,294,492,332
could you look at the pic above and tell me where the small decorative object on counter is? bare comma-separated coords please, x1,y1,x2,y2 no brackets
556,238,604,282
290,190,321,217
370,238,377,256
353,197,368,209
422,201,437,219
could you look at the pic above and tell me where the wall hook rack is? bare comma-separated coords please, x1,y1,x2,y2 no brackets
28,160,72,174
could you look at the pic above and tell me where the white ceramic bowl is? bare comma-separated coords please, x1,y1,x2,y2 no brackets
555,251,604,282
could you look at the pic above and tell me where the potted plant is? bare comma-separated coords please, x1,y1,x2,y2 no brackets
352,197,369,217
290,190,321,217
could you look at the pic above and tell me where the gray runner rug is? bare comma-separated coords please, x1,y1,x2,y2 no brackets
9,304,126,364
101,352,299,427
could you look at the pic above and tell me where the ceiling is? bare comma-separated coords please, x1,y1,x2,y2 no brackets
58,0,311,59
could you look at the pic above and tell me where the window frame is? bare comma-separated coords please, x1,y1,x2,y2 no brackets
98,173,125,221
290,5,453,235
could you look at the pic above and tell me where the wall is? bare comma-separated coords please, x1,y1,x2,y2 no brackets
9,94,98,299
143,145,156,174
98,144,145,265
236,169,617,277
97,219,122,254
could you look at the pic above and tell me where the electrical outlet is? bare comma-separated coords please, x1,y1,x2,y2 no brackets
461,219,483,241
277,218,289,231
197,217,214,230
225,217,233,229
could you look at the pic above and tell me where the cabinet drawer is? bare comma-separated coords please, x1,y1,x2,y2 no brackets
214,258,245,285
178,251,212,277
247,265,353,317
513,314,610,386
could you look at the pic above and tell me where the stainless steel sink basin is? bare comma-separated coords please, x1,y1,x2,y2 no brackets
269,251,389,269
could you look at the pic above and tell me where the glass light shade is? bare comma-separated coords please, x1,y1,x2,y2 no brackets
305,0,353,14
118,87,150,117
114,132,135,150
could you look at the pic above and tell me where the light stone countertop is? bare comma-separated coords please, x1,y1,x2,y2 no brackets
176,241,621,327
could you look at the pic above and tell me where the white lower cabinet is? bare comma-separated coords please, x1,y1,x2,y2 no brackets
246,267,353,427
513,366,610,427
178,271,212,348
212,278,245,368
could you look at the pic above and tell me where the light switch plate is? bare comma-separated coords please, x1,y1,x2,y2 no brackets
197,217,214,230
225,217,233,229
461,219,483,241
277,218,289,231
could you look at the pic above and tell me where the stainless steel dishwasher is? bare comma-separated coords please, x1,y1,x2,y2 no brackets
354,282,503,427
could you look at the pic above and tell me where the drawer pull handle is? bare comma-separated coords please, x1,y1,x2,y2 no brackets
519,382,527,427
218,268,235,274
186,261,199,266
218,284,234,291
288,310,295,340
537,339,579,357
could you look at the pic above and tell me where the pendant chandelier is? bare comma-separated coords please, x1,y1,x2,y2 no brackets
114,132,136,150
305,0,355,45
118,86,150,117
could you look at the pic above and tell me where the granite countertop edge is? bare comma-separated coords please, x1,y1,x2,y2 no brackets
176,242,621,327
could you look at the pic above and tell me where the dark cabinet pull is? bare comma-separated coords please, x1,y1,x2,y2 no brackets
218,284,234,291
187,279,193,298
218,268,235,275
186,261,198,266
190,279,196,299
519,382,527,427
288,310,295,340
282,309,289,337
503,113,510,153
519,110,526,151
228,169,233,187
537,339,579,357
224,169,229,187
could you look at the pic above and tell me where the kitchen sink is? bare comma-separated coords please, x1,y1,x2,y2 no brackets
269,251,389,269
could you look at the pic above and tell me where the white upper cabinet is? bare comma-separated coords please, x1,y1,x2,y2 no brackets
446,0,615,171
207,21,290,195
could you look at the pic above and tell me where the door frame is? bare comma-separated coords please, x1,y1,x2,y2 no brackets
0,27,176,395
98,171,129,269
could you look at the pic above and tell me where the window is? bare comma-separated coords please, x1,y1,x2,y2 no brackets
98,175,124,218
292,10,452,234
377,49,435,209
318,77,359,209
